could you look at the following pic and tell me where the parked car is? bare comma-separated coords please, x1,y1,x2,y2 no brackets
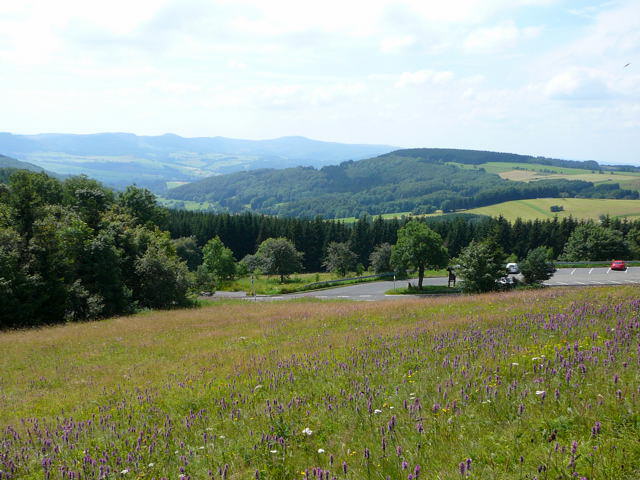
498,275,518,290
506,262,520,274
610,260,626,271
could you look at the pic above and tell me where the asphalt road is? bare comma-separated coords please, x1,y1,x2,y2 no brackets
244,267,640,302
544,266,640,287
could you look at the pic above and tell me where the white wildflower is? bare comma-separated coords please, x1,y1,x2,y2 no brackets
148,463,154,467
511,362,519,366
270,450,278,453
374,409,382,414
318,448,325,453
536,390,546,396
120,469,129,475
302,427,313,436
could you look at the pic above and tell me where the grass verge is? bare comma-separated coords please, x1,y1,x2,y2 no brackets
385,285,461,295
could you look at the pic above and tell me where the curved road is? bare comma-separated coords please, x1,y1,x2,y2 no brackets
232,267,640,302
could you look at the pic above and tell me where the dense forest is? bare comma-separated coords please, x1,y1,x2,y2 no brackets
0,170,191,328
166,209,639,272
167,149,639,218
3,167,640,329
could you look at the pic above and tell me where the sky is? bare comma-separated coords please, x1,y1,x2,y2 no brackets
0,0,638,164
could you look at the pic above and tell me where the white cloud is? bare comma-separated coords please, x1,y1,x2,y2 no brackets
464,21,541,52
380,35,417,53
395,70,455,87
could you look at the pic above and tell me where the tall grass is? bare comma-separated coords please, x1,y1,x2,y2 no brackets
1,287,639,479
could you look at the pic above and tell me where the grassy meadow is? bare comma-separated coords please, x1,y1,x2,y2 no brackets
2,286,640,479
462,198,640,222
339,197,640,223
450,161,640,191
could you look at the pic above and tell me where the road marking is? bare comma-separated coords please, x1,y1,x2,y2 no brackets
571,269,576,275
337,295,349,298
575,281,587,285
590,281,604,285
606,268,611,274
554,282,569,285
359,295,372,298
624,280,638,284
589,268,593,274
608,281,622,285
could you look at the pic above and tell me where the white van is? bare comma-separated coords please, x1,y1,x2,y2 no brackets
506,262,519,274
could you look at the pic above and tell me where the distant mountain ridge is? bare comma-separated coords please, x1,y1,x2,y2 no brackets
166,148,639,218
0,132,396,190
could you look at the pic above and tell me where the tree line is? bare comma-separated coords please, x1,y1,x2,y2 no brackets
3,169,640,329
167,209,640,272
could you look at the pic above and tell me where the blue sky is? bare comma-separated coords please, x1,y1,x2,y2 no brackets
0,0,638,163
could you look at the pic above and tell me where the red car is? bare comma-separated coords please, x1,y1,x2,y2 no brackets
610,260,626,271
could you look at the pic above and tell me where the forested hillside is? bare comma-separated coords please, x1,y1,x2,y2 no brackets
167,149,639,217
0,171,191,328
0,154,63,181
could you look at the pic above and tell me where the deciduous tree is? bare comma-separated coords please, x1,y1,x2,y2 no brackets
323,242,357,277
454,240,506,293
256,237,303,283
391,221,448,289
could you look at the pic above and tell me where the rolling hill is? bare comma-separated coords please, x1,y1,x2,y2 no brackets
166,148,639,218
0,132,395,190
0,154,64,181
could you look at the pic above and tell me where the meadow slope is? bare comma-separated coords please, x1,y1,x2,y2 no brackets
1,288,639,479
462,198,640,221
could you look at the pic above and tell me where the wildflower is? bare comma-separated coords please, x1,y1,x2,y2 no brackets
318,448,325,454
148,463,155,467
511,362,519,366
302,427,313,436
254,385,263,391
270,450,278,453
121,469,129,475
535,390,546,396
374,409,382,414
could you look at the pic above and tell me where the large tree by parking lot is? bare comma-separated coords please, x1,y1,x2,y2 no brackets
391,220,448,290
561,223,629,261
453,240,506,293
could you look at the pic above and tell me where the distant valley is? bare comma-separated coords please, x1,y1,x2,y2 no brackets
0,132,395,190
3,137,640,221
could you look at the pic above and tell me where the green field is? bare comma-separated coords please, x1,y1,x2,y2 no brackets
450,161,640,190
220,270,446,295
2,286,639,478
351,198,640,223
462,197,640,221
157,195,217,211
